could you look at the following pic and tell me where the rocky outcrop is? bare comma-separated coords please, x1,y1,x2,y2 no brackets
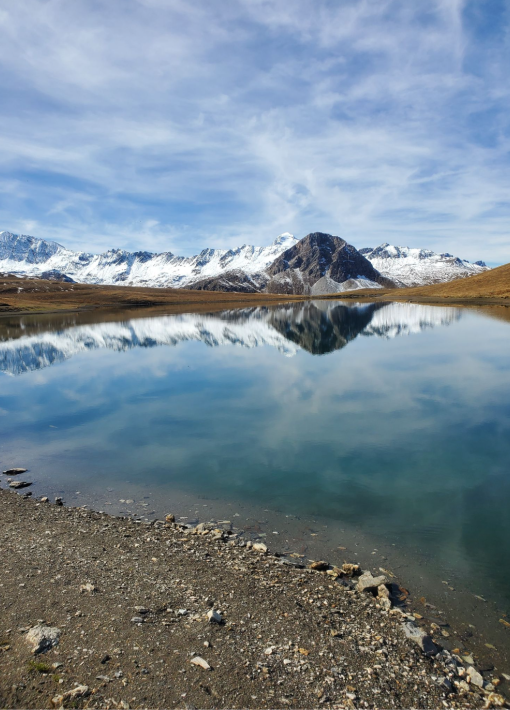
266,233,395,294
186,269,268,293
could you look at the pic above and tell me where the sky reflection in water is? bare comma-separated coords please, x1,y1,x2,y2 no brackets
0,301,509,606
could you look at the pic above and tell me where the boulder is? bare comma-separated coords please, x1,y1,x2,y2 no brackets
357,572,387,592
26,625,61,654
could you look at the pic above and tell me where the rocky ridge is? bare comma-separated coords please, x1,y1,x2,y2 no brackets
1,230,489,296
0,485,508,709
361,243,489,287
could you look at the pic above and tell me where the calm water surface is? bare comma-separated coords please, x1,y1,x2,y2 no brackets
1,301,510,658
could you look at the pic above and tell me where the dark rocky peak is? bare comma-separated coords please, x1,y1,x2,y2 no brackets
267,232,394,290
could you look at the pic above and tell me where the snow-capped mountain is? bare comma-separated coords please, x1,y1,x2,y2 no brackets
360,243,489,287
0,230,299,288
0,302,462,375
0,230,489,293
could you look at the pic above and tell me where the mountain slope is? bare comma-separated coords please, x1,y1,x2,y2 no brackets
361,243,489,287
266,232,395,294
0,231,298,288
382,261,510,300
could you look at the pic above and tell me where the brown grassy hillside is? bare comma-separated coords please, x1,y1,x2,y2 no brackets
0,273,305,315
337,261,510,304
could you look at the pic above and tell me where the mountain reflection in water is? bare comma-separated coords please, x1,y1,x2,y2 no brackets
0,301,461,375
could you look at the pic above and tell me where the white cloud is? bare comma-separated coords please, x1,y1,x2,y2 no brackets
0,0,509,261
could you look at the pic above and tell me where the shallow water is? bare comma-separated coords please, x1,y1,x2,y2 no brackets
1,301,510,661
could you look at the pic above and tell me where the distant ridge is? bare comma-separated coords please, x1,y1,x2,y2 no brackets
0,229,490,294
361,242,489,286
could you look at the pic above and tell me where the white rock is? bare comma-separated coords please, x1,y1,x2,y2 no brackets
253,542,268,553
207,609,222,623
190,656,211,670
66,685,89,699
357,572,387,592
26,625,61,654
80,583,96,594
467,666,484,688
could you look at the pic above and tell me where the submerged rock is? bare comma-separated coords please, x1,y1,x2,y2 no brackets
9,481,32,489
2,468,27,475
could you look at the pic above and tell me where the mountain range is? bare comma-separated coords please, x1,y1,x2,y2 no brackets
0,229,489,294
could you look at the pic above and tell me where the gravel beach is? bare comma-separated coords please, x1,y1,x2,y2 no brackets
0,487,508,710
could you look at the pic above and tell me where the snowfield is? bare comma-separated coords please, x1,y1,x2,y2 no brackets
361,243,489,287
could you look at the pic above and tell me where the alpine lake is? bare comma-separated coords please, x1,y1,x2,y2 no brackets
1,300,509,667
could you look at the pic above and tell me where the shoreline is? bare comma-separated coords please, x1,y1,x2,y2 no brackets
2,272,510,317
1,486,508,709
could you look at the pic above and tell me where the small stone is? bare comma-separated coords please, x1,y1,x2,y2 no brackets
501,673,510,681
165,513,175,523
483,693,506,708
402,622,439,656
462,655,474,665
131,617,144,624
264,647,274,655
207,609,222,624
178,609,188,616
310,561,329,571
2,468,27,475
63,685,89,700
190,656,211,670
357,572,387,592
467,666,484,688
51,694,64,707
55,497,63,506
25,625,61,654
80,583,96,594
341,563,361,577
253,542,268,553
134,606,149,614
40,497,49,503
9,481,32,489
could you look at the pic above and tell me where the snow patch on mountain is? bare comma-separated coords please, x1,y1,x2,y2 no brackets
360,243,489,287
310,275,383,295
0,230,299,288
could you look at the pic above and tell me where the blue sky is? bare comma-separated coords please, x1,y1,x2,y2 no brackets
0,0,509,263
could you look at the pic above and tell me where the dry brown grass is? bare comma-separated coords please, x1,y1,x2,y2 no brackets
0,273,306,315
332,261,510,305
1,262,509,316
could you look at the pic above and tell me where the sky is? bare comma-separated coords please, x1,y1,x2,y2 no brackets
0,0,509,263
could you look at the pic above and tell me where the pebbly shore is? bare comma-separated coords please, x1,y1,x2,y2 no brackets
0,486,509,710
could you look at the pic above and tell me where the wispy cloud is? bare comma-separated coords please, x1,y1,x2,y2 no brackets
0,0,508,261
